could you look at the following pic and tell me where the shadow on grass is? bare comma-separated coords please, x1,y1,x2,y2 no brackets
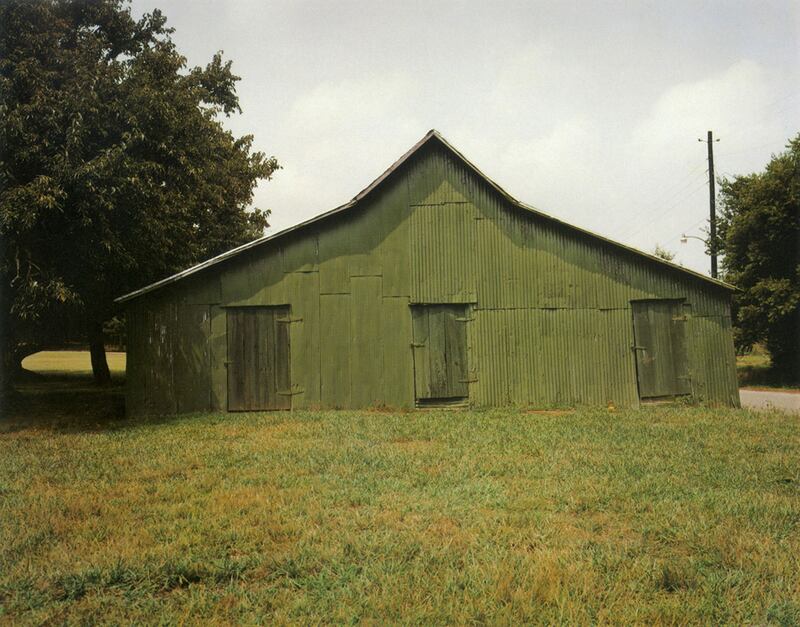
738,364,799,390
1,371,196,434
736,345,799,391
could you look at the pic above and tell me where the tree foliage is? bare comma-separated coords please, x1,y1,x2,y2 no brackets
652,244,677,262
717,135,800,380
0,0,279,387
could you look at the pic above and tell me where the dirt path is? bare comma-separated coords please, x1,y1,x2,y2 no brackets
740,389,800,414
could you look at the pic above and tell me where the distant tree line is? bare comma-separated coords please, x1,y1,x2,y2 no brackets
718,135,799,382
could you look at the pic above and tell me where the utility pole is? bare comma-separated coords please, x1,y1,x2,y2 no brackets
699,130,720,278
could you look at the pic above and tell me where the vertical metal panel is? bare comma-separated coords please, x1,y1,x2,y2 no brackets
289,272,320,408
410,204,476,303
182,273,221,305
318,218,352,295
173,304,211,413
221,249,285,306
209,305,227,410
378,182,412,298
381,297,414,407
688,313,740,406
472,309,510,405
350,276,384,407
319,293,351,408
124,304,145,416
409,148,477,304
282,234,318,273
225,309,246,410
317,181,409,297
472,307,640,408
144,299,177,414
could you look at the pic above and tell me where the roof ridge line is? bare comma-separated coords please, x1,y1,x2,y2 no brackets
116,130,733,303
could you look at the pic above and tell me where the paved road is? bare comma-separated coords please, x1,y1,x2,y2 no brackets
740,389,800,414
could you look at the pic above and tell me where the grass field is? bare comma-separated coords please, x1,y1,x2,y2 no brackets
21,350,126,379
1,354,799,624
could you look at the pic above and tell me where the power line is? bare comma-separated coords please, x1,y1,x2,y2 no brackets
607,162,707,239
619,177,708,243
715,139,788,161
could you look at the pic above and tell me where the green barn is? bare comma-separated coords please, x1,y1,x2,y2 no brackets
116,130,740,415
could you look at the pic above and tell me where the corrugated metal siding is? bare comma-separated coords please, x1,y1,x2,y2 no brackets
472,308,638,407
320,293,351,408
382,296,415,406
125,141,739,415
410,202,476,303
125,303,145,416
688,313,740,406
173,304,211,413
408,149,476,304
351,276,384,408
125,297,213,415
209,305,226,410
289,271,320,408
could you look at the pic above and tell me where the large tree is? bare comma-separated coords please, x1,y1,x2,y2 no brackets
717,135,800,381
0,0,278,391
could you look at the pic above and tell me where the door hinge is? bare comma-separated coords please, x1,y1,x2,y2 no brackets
410,342,426,348
277,386,305,396
631,345,647,351
276,316,303,324
459,377,478,383
455,317,475,322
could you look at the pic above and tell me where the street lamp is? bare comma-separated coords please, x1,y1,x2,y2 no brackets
680,234,706,245
680,233,717,278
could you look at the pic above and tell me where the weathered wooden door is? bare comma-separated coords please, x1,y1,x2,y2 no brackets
411,305,469,402
227,307,291,411
632,300,690,399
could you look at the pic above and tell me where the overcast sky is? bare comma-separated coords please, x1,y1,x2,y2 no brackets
130,0,799,275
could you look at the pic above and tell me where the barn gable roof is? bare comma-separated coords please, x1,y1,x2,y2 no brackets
116,129,733,303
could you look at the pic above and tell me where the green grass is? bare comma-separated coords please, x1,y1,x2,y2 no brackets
21,350,126,379
1,356,799,623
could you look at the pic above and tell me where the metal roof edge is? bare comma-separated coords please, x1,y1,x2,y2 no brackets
115,130,441,303
431,131,735,292
116,128,733,303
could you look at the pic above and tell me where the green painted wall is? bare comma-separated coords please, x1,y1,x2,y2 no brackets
125,141,739,415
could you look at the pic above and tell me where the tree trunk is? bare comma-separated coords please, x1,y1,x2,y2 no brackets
0,279,15,412
89,321,112,385
0,340,15,414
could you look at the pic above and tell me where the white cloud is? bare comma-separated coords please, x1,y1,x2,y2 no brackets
286,74,415,137
632,60,779,157
253,74,423,231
